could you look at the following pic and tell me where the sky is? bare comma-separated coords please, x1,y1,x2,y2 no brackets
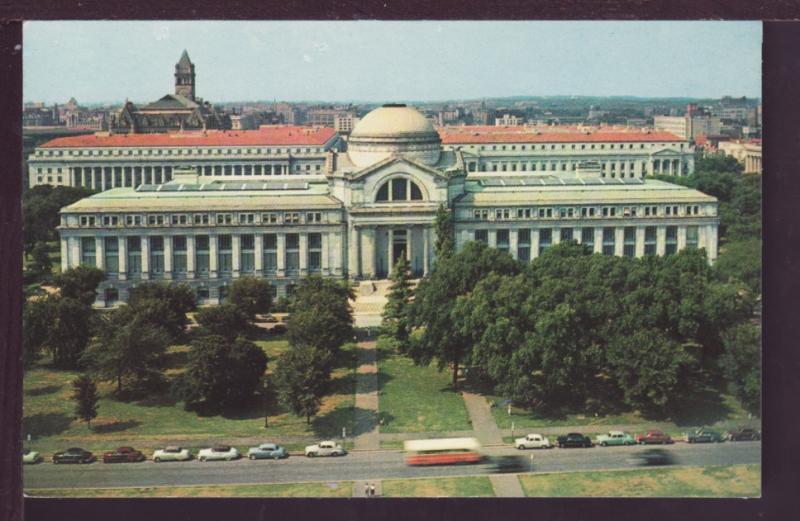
23,21,762,105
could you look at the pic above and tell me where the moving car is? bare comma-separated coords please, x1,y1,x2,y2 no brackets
514,433,552,450
22,449,42,464
686,429,725,443
491,455,528,473
556,433,593,448
52,447,95,464
404,438,482,466
596,431,636,447
627,448,675,466
247,443,289,460
727,428,761,441
152,446,192,462
102,446,146,463
198,445,240,462
635,430,674,445
305,440,347,457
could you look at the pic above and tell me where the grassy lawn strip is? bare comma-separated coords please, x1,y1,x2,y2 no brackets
26,481,353,498
519,464,760,497
381,476,494,497
377,340,471,433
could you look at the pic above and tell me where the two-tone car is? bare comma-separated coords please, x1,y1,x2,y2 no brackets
198,445,240,462
22,449,42,464
152,446,192,462
102,446,146,463
305,440,347,457
727,428,761,441
556,433,593,448
595,431,635,447
247,443,289,460
52,447,95,464
635,430,674,445
686,429,725,443
514,433,552,450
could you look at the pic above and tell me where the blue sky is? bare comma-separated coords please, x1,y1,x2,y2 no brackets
23,21,762,104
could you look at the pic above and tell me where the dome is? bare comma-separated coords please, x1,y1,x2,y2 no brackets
347,104,442,168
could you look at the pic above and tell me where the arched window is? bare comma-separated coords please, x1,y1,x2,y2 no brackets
375,178,424,202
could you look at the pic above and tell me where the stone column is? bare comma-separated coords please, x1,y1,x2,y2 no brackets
677,226,687,251
360,228,375,279
706,224,719,262
277,233,286,277
614,227,625,256
487,229,497,249
164,236,173,279
509,229,518,260
70,237,81,268
209,235,218,279
254,234,264,276
594,228,603,254
406,228,412,264
141,236,150,280
387,228,394,272
232,234,241,278
95,237,105,271
552,228,561,246
531,229,540,260
60,238,69,271
423,227,430,275
668,160,674,176
574,228,582,244
186,235,196,279
635,227,645,258
118,237,127,280
101,168,107,191
299,233,309,276
321,232,330,275
656,226,666,256
677,160,683,177
348,225,359,278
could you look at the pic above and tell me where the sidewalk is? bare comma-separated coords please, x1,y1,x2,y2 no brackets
462,392,505,445
353,340,380,450
489,474,525,497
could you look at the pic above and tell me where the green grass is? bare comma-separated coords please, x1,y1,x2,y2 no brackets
377,342,471,433
381,476,495,497
22,341,358,456
26,481,353,498
518,464,760,497
379,440,405,450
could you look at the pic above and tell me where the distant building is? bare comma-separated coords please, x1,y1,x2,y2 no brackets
654,105,721,141
334,114,360,134
60,98,108,130
718,139,762,174
109,51,229,134
23,104,60,127
495,113,524,126
305,107,357,128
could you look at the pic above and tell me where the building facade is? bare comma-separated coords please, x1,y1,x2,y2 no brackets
58,105,718,306
718,140,762,174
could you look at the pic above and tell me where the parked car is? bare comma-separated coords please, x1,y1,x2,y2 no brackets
22,449,42,464
627,448,675,466
556,433,593,448
595,431,636,447
635,430,674,445
52,447,95,464
514,433,552,450
247,443,289,460
198,445,240,462
102,446,146,463
686,429,725,443
152,446,192,462
727,428,761,441
305,440,347,457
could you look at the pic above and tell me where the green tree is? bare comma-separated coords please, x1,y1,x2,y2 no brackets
694,153,744,175
381,255,414,344
273,343,332,424
46,296,94,369
174,335,268,411
194,303,250,341
128,283,196,340
714,239,762,294
22,298,54,369
23,185,94,254
228,276,273,319
287,276,354,358
71,375,99,430
433,203,455,260
53,265,106,306
719,322,761,415
29,241,53,275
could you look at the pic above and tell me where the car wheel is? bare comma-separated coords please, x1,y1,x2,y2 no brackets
249,454,256,460
517,445,524,450
199,457,206,462
154,457,161,463
307,452,315,458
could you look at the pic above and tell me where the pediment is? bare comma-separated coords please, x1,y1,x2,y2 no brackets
651,148,682,156
349,155,449,182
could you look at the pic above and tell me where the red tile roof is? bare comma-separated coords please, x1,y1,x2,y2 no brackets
438,125,684,144
41,126,338,148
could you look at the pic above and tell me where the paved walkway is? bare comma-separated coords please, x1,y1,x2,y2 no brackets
353,340,380,450
353,479,383,498
462,392,505,445
489,474,525,497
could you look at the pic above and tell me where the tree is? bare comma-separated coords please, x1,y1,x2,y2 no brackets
46,296,94,369
128,283,196,340
81,306,171,396
173,335,268,411
273,343,332,424
433,203,455,260
228,276,273,319
287,276,354,358
71,375,99,430
719,323,761,415
714,239,762,295
194,303,250,341
53,265,106,306
381,255,414,344
23,185,94,254
22,298,54,369
28,241,53,276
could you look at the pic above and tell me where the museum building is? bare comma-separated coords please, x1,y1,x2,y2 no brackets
57,104,719,306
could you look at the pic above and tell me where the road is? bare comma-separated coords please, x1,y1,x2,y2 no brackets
24,441,760,490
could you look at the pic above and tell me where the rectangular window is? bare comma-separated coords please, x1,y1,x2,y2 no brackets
644,226,657,256
539,228,552,255
474,230,488,244
238,213,255,225
285,233,300,271
193,214,209,225
306,212,322,224
496,230,509,252
665,226,678,256
560,228,573,243
240,234,255,273
127,237,142,275
308,233,322,272
623,227,636,257
284,212,300,224
582,227,594,251
173,236,187,273
81,237,96,267
263,234,277,272
686,226,699,249
262,213,278,224
104,237,119,274
196,235,210,274
218,235,233,273
150,237,164,275
517,229,530,262
602,227,616,256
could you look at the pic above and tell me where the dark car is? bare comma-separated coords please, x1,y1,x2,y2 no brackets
491,455,528,474
635,430,674,445
557,432,593,448
727,428,761,441
628,448,675,466
53,447,95,464
686,429,725,443
102,446,146,463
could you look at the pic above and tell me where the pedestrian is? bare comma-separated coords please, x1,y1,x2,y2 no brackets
370,483,376,497
507,403,512,416
364,483,370,497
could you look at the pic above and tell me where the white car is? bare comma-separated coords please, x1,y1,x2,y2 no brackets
22,448,42,464
304,440,347,457
152,446,192,462
514,433,552,450
198,445,240,462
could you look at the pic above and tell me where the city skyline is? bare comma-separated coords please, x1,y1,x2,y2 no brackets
24,21,761,105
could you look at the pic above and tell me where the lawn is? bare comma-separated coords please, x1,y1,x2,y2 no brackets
26,481,353,498
381,476,494,497
22,339,358,456
377,340,471,433
518,464,760,497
